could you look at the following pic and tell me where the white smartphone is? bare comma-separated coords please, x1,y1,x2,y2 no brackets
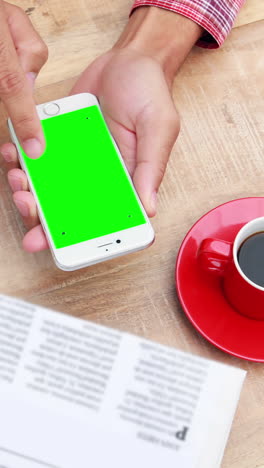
8,93,154,271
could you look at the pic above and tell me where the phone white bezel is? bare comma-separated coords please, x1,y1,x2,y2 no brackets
8,93,155,271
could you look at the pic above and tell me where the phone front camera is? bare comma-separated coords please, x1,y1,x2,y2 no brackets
116,239,121,244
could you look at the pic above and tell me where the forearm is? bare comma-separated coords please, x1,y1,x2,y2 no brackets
130,0,246,48
114,6,202,85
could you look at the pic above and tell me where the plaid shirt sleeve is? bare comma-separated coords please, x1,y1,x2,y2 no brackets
131,0,245,48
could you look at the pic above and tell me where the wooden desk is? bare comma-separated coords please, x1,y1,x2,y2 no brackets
0,1,263,466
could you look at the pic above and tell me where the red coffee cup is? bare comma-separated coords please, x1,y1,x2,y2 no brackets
198,217,264,320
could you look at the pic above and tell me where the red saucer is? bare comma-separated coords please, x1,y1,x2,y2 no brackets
176,197,264,362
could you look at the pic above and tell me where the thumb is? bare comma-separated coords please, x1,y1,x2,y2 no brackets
69,56,108,96
133,105,180,217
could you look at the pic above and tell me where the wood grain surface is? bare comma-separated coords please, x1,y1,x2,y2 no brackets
0,1,264,467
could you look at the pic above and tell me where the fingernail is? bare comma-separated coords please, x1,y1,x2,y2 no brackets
1,151,13,162
14,199,29,217
151,191,157,213
9,176,23,192
22,138,43,158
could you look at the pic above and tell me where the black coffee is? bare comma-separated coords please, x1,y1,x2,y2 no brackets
237,231,264,287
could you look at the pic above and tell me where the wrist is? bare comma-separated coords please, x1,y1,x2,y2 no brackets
113,7,202,85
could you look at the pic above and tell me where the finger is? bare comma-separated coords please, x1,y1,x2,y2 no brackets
23,224,49,252
133,105,180,217
13,190,38,229
1,141,19,165
4,3,48,75
0,2,45,158
8,168,29,192
12,190,48,251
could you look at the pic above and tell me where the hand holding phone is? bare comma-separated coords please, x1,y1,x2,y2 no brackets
8,93,154,270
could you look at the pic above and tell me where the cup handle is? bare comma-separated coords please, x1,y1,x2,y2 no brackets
198,238,233,276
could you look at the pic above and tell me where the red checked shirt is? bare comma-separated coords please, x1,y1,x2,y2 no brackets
131,0,245,48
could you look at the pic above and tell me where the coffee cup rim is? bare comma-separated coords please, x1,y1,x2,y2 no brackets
233,216,264,292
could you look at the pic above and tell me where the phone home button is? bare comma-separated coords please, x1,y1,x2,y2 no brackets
43,102,60,116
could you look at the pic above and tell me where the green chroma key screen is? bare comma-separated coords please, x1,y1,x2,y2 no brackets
20,106,146,249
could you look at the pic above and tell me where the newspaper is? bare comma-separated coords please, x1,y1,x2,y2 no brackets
0,294,246,468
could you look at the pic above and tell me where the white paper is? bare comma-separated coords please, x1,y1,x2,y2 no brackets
0,295,246,468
